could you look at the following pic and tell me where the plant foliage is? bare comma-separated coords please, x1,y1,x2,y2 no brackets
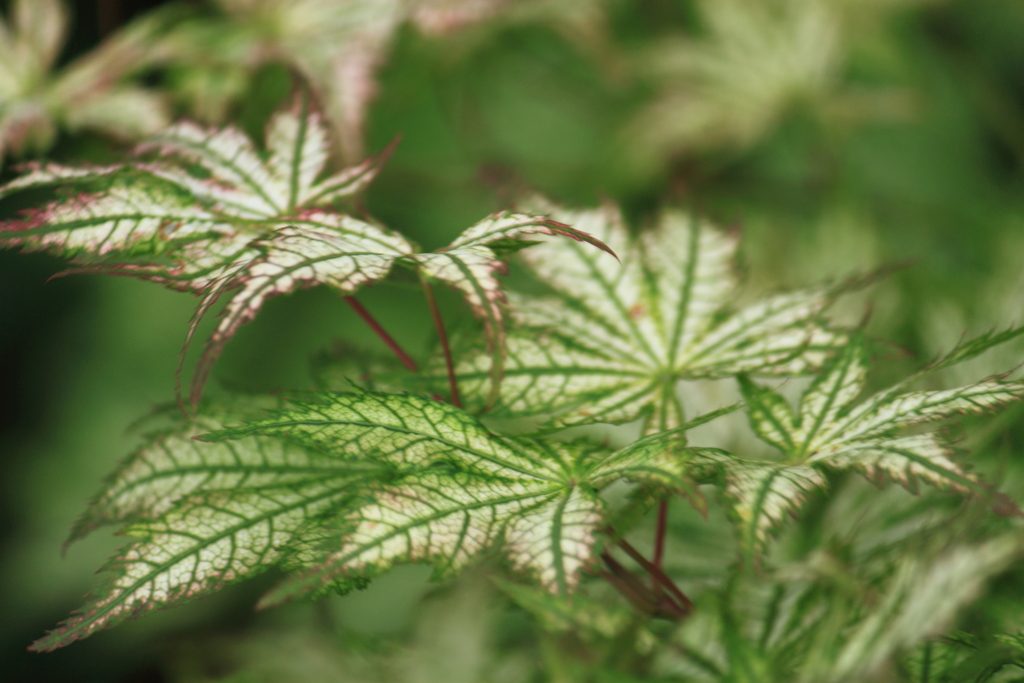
5,3,1024,680
0,99,610,405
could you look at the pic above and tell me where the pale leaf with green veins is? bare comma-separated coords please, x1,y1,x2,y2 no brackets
0,99,410,400
431,201,846,431
698,331,1024,556
65,403,347,546
31,412,385,652
202,388,705,607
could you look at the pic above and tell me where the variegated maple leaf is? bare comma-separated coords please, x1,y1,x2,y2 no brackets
666,330,1024,556
31,401,386,652
35,388,716,651
0,100,610,404
431,200,846,432
664,531,1024,682
626,0,916,170
202,388,711,608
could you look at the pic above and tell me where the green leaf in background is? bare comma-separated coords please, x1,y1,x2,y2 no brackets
159,0,612,161
627,0,916,172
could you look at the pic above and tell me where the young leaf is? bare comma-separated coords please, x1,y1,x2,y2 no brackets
31,414,384,652
202,388,702,607
432,201,846,431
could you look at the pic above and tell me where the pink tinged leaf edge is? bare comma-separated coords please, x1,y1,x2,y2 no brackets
27,541,238,652
538,218,620,263
182,227,407,408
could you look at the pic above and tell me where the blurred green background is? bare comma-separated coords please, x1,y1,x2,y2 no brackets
4,0,1024,680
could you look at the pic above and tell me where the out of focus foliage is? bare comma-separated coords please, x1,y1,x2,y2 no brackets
5,1,1024,682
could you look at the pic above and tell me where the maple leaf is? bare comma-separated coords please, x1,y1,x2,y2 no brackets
0,100,610,404
663,330,1024,557
35,388,715,650
432,200,846,432
30,404,385,652
202,388,709,608
0,0,170,165
0,97,408,402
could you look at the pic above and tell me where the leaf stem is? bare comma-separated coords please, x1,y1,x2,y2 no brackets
421,278,462,408
653,499,668,581
344,296,417,372
616,537,693,615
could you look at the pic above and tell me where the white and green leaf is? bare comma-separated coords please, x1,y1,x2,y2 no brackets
411,210,616,392
427,201,847,431
728,333,1024,554
65,410,353,546
199,388,710,608
31,480,366,652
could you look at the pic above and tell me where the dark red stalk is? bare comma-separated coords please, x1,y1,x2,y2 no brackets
616,537,693,615
420,278,461,408
344,295,417,372
653,500,669,576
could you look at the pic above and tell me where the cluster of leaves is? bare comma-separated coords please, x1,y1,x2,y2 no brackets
3,95,1023,676
0,100,608,405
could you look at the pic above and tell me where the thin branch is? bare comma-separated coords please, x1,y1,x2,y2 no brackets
421,277,461,408
344,296,417,372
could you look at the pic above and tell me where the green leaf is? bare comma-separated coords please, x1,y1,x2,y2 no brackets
432,201,846,432
202,388,700,607
494,577,647,644
830,533,1024,680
